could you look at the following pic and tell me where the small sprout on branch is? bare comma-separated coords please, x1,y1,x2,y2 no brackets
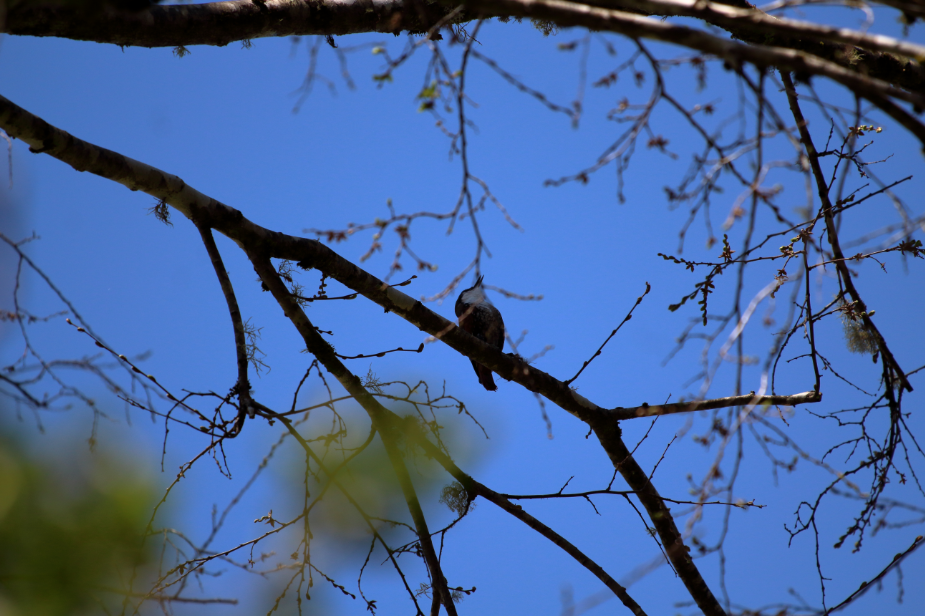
658,252,696,272
848,124,882,137
417,81,439,112
897,238,924,259
594,71,618,88
254,509,277,527
719,234,735,263
647,135,677,159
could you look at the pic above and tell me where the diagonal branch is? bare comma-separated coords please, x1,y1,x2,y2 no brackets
406,422,649,616
566,282,650,385
824,534,924,614
0,92,731,615
646,0,925,59
598,0,925,93
779,72,913,394
247,253,458,616
272,415,426,615
610,390,821,421
195,223,252,432
461,0,925,143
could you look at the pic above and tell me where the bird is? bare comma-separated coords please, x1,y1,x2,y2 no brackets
455,275,505,391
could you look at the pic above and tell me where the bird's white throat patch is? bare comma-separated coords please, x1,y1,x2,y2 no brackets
460,286,489,305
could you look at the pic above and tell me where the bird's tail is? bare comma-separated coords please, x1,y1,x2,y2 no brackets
473,361,497,391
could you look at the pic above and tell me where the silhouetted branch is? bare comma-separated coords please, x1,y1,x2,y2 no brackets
4,0,468,47
405,426,649,616
566,282,650,384
0,89,792,616
336,342,426,360
249,254,457,615
464,0,925,118
8,0,924,95
609,390,821,421
196,223,253,432
780,71,913,393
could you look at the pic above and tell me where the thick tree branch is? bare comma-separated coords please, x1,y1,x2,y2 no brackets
586,414,726,614
4,0,463,47
5,0,924,94
598,0,925,93
595,0,925,63
461,0,925,116
0,92,728,615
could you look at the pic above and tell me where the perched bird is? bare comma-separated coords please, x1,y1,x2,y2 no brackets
455,275,505,391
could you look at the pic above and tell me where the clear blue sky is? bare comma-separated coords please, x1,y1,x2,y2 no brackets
1,8,923,616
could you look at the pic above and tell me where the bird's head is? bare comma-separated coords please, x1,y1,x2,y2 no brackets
458,275,489,305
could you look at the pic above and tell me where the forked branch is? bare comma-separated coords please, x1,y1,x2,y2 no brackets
0,91,736,616
248,253,458,616
195,223,253,433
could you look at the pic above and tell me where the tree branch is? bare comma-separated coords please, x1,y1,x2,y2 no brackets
271,414,426,615
460,0,925,133
609,390,821,420
601,0,925,93
0,92,727,615
780,72,914,393
405,424,649,616
4,0,464,47
248,253,458,615
195,222,252,432
6,0,924,94
824,534,924,614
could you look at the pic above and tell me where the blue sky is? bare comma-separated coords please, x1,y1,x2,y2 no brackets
1,8,924,616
